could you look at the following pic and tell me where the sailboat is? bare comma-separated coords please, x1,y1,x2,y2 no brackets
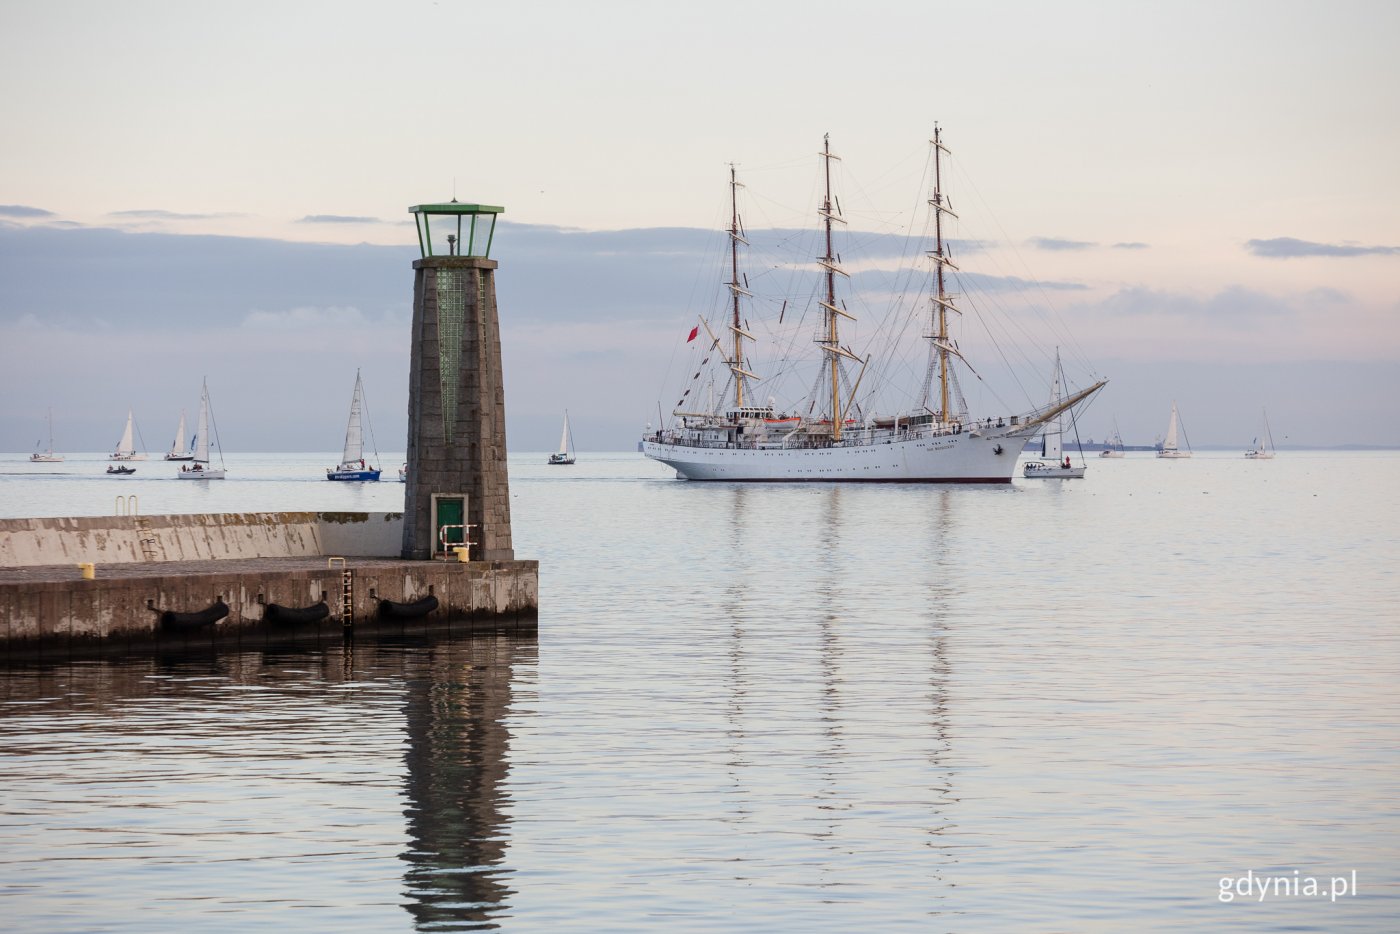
641,130,1106,482
327,370,381,481
1156,401,1193,458
548,411,576,465
1098,420,1126,458
177,379,226,479
1023,352,1087,479
164,409,194,460
110,409,148,460
30,408,64,463
1245,409,1276,459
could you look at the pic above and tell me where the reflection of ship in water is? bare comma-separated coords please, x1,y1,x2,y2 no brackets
722,485,754,825
712,484,957,887
921,490,958,862
814,486,849,858
398,634,533,929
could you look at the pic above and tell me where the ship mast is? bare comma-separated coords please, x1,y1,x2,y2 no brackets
818,134,852,440
929,124,959,426
727,164,757,409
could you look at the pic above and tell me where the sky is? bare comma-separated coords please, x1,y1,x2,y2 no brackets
2,0,1398,452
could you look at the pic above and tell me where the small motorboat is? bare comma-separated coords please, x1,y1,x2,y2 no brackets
106,465,136,475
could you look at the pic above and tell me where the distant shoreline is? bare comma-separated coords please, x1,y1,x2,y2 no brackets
5,445,1399,457
1066,444,1400,452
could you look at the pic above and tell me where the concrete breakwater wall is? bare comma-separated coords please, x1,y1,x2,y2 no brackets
1,557,537,658
0,512,405,567
0,513,537,659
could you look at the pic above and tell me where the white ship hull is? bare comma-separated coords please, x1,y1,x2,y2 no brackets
645,428,1035,482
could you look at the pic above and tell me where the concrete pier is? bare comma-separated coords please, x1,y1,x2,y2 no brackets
0,513,537,660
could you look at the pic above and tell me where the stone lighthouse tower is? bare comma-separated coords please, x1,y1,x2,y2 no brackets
401,201,514,562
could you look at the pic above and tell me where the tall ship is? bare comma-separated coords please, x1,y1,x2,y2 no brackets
642,129,1105,482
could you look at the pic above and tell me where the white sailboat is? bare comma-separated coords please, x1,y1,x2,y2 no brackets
110,408,148,460
1245,409,1276,459
164,409,194,461
327,370,381,481
30,408,64,463
642,130,1105,482
178,379,226,479
1023,352,1087,479
1157,401,1193,458
1098,420,1126,458
548,411,576,465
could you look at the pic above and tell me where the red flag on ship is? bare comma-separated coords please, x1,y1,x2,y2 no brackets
686,326,699,342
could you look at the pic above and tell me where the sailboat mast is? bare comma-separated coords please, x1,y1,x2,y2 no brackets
729,165,746,409
931,125,956,424
819,134,848,440
722,165,760,412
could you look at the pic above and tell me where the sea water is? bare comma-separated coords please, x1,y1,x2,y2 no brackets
0,451,1397,931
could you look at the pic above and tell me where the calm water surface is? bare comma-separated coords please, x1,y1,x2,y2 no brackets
1,451,1397,930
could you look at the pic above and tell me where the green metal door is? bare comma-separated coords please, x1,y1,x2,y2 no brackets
435,497,464,551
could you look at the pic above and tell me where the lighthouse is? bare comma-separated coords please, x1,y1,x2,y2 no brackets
401,201,514,562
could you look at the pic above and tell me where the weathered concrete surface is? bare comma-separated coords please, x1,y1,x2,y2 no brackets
0,512,404,567
0,556,538,659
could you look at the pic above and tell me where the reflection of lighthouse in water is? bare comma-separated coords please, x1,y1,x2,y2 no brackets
399,635,534,928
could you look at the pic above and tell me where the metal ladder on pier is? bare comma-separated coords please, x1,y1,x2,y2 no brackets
328,558,354,628
134,517,160,562
341,568,354,627
116,497,160,562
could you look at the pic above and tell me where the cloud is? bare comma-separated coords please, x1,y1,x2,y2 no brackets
1112,241,1149,250
1029,236,1096,251
0,224,415,330
108,209,232,220
1098,284,1292,319
0,205,55,218
242,305,371,330
1302,286,1351,305
1245,237,1400,258
298,214,385,224
952,271,1088,293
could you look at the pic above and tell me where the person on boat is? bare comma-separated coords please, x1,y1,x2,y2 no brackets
1063,456,1071,469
